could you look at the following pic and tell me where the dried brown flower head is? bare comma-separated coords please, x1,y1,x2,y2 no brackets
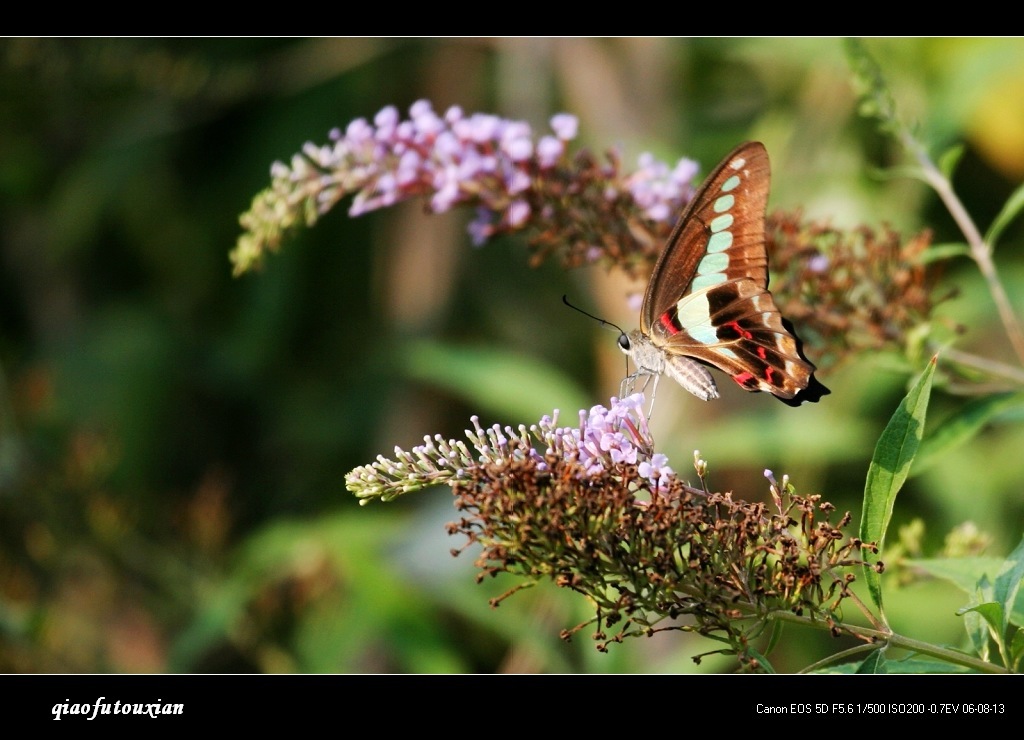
448,448,871,668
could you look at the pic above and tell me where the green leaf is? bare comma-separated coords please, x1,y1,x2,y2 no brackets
958,576,1000,664
1009,627,1024,671
908,556,1006,592
962,603,989,662
917,242,972,264
958,600,1004,634
993,536,1024,635
984,180,1024,248
745,646,776,673
884,656,975,674
763,619,784,657
402,340,591,423
844,38,902,136
861,356,937,616
856,648,888,674
913,392,1024,475
937,144,965,181
909,556,1024,625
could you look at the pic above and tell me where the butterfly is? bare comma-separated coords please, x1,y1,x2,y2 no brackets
618,141,829,408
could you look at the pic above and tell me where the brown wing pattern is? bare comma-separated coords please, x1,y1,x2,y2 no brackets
641,142,771,333
639,142,829,406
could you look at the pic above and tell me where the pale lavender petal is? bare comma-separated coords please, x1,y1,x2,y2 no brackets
550,113,578,140
536,136,564,168
507,199,530,228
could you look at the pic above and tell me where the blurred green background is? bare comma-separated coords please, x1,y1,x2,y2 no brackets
2,37,1024,673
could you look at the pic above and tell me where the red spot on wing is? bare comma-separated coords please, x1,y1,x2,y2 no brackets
722,320,753,341
659,311,681,335
733,371,758,390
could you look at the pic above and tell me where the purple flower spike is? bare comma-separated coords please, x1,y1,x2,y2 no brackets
233,98,703,278
345,391,685,512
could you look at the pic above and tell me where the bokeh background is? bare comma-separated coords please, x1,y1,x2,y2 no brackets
3,37,1024,673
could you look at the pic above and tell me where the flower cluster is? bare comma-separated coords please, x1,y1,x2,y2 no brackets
765,210,943,368
346,393,872,669
624,152,698,223
447,434,868,669
232,100,699,277
345,393,669,504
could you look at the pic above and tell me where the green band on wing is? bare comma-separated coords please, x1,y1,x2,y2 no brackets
710,214,733,232
676,293,718,345
707,230,732,253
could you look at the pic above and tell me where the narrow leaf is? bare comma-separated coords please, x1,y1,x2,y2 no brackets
861,356,937,616
855,649,887,674
958,600,1004,631
993,536,1024,635
959,576,997,663
913,392,1024,475
844,38,902,137
937,144,965,181
962,604,989,662
885,656,974,674
984,180,1024,248
917,242,972,264
1009,628,1024,671
745,647,776,674
764,619,784,657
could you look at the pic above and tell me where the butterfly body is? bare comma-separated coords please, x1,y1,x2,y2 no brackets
620,328,718,401
620,141,829,407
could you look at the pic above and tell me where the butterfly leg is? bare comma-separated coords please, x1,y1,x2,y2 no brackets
620,370,638,399
645,373,660,419
621,371,659,419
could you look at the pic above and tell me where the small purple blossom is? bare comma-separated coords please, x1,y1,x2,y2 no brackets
345,117,374,144
507,199,531,228
807,253,830,273
536,136,564,168
549,113,578,141
638,453,674,494
468,209,495,246
764,468,790,512
373,105,399,137
568,394,654,478
625,152,699,223
505,168,531,196
345,393,667,503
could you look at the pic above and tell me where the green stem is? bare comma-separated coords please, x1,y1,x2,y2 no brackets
905,132,1024,367
769,609,1009,674
936,345,1024,387
798,643,882,674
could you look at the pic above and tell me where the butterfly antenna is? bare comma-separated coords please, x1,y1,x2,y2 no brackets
563,295,638,396
561,295,627,336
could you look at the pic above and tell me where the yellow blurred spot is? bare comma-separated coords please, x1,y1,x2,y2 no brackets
970,68,1024,178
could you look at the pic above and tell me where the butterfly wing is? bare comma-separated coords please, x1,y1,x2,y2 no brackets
641,142,829,406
